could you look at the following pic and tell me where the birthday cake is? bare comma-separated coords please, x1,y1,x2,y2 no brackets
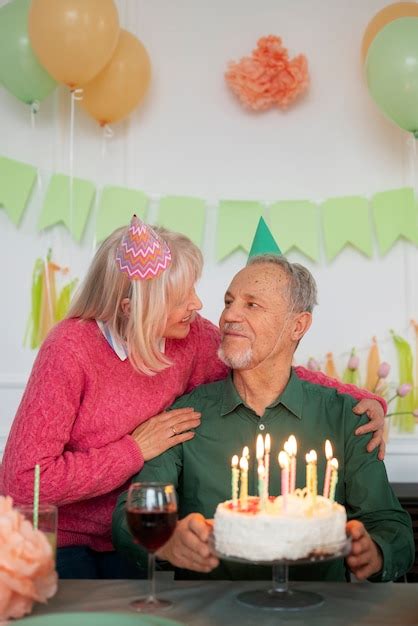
214,492,347,562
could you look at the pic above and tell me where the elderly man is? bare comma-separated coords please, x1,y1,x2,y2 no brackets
113,255,414,582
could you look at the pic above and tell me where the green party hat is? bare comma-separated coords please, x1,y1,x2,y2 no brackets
248,217,282,260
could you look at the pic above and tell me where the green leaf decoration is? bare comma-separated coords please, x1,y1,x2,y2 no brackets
391,331,415,432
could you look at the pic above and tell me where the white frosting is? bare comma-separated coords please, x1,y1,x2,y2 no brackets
214,494,346,562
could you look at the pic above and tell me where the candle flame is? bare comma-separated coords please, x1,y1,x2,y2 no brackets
240,456,248,471
256,434,264,460
231,454,239,468
242,446,249,459
265,433,271,454
305,452,311,463
310,450,317,463
331,458,339,470
288,434,297,456
325,439,333,460
278,450,289,469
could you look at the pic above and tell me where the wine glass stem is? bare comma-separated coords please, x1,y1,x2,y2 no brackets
148,551,157,602
272,563,289,593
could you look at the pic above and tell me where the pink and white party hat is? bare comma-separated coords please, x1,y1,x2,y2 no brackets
116,215,172,280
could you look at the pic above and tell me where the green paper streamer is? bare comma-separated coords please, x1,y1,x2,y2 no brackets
38,174,96,242
157,196,206,247
391,331,415,433
269,200,320,262
0,156,37,225
217,200,264,260
321,196,373,261
372,188,418,255
96,186,149,243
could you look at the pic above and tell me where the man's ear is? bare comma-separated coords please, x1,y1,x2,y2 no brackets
121,298,131,318
292,312,312,342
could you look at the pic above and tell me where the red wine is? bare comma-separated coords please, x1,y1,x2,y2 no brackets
127,508,178,552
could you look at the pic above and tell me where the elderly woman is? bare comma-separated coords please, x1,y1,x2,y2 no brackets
0,217,385,579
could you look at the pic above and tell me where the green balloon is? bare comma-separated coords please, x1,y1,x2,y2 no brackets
366,17,418,136
0,0,56,105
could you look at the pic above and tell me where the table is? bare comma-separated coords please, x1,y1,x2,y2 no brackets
29,578,418,625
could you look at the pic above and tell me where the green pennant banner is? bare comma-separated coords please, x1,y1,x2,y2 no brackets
217,200,264,260
38,174,96,242
372,188,418,254
269,200,320,262
157,195,206,247
321,196,373,261
0,156,37,225
96,186,148,243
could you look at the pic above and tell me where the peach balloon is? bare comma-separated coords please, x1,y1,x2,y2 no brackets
29,0,119,89
361,2,418,62
79,30,151,126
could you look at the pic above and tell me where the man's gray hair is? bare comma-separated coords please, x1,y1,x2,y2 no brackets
247,254,318,313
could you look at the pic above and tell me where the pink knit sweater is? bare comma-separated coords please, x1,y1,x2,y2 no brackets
0,316,385,551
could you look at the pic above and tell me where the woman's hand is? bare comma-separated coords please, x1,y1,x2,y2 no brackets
352,399,385,460
131,407,201,461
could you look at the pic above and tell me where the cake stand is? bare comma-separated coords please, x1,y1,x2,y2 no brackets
215,537,352,611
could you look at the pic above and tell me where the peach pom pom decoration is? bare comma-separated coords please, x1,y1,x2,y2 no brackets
0,496,57,621
225,35,309,111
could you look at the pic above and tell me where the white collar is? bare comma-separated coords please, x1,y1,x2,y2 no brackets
96,320,166,361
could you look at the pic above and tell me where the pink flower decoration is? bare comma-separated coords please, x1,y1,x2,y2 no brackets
413,408,418,418
377,362,390,379
348,354,360,370
0,496,57,621
307,357,320,371
397,383,413,398
225,35,309,111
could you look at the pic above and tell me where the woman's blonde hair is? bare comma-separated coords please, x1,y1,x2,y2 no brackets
67,225,203,375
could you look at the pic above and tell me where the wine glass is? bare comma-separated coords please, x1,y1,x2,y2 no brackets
126,482,178,611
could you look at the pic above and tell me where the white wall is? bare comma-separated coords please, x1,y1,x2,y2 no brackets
1,0,417,479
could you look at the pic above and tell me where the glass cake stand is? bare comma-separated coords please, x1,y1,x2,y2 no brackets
214,537,352,611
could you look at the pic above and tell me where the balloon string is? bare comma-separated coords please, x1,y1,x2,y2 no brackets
101,124,114,159
69,89,82,270
30,101,39,130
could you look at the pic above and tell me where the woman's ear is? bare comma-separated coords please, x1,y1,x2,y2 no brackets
121,298,131,318
292,312,312,342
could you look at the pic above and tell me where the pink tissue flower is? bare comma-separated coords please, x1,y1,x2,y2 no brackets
225,35,309,111
348,354,360,370
0,496,57,621
377,362,391,379
397,383,413,398
307,357,320,371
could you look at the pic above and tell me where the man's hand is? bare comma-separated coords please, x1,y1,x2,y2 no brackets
352,399,385,460
346,520,383,580
156,513,219,573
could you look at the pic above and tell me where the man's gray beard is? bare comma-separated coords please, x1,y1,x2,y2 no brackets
218,345,253,369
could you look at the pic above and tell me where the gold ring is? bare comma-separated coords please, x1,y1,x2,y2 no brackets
171,426,177,436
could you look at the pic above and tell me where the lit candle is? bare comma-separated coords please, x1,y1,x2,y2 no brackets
258,461,266,510
239,456,249,509
242,446,249,462
256,435,264,467
305,452,312,496
310,450,317,503
279,450,290,511
231,455,239,507
285,435,297,493
323,440,333,498
329,458,339,501
264,434,271,501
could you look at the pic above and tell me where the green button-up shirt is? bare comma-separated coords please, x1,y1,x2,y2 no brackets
113,369,414,581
